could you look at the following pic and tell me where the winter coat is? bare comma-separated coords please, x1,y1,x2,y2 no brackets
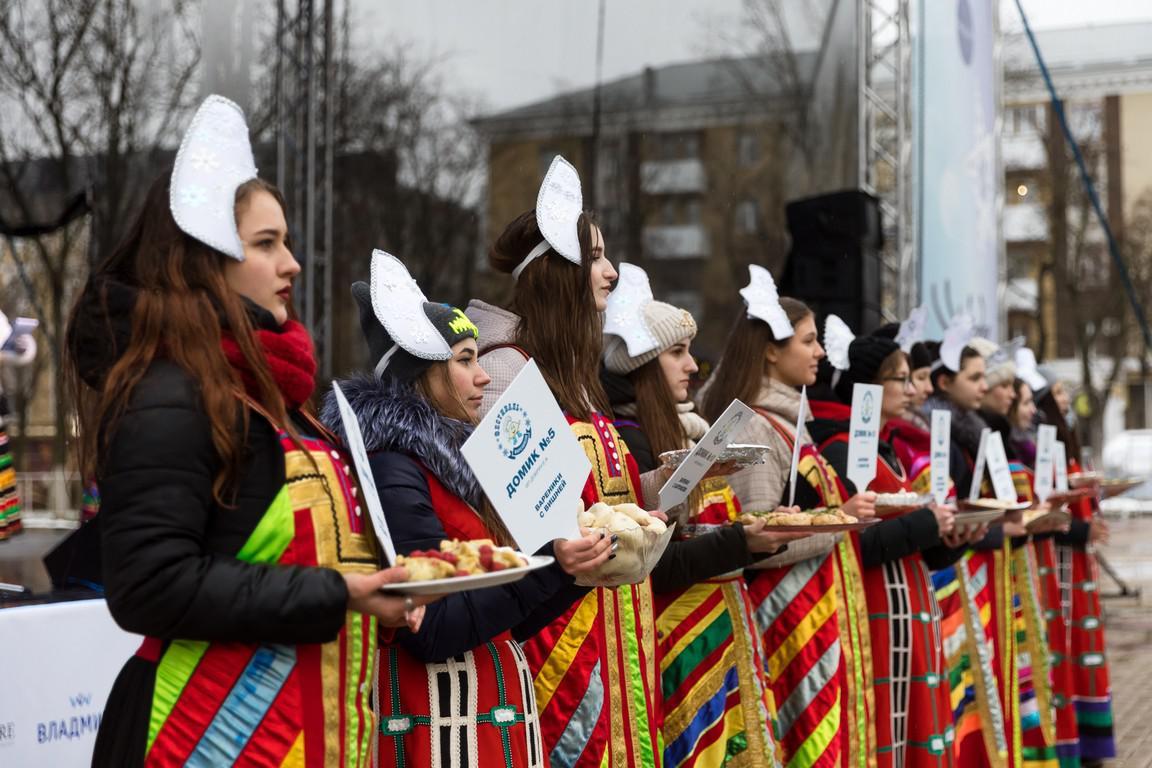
71,276,370,767
320,373,586,662
73,277,349,644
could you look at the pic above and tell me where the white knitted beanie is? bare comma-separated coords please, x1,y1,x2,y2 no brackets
603,301,697,374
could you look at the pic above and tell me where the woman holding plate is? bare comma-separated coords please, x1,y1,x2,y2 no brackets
808,320,971,768
700,265,877,767
67,95,420,767
468,155,667,768
1034,381,1116,765
322,250,613,768
600,263,805,767
923,323,1030,767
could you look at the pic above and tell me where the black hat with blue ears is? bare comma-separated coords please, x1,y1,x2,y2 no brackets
352,249,478,383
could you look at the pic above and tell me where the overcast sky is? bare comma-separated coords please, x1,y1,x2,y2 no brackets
355,0,1152,112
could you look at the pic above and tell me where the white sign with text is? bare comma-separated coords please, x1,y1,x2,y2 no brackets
462,360,589,554
1034,424,1058,503
930,409,952,504
1054,441,1069,491
846,384,883,492
985,431,1018,502
968,427,992,501
332,382,397,564
659,399,755,510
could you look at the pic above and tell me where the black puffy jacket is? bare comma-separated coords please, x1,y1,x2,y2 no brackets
71,277,353,766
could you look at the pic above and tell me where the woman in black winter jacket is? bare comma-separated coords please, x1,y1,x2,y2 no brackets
67,96,417,768
321,250,612,768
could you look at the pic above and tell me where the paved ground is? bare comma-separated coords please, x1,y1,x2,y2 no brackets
1094,515,1152,767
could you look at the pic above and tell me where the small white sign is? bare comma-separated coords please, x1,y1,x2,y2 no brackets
659,399,755,510
846,383,883,492
968,427,992,501
1034,424,1058,503
332,382,397,564
930,409,952,504
787,386,808,508
1054,441,1069,491
984,431,1018,502
461,359,590,554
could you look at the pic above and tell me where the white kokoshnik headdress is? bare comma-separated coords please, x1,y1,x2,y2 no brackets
603,263,659,357
512,155,584,280
895,304,928,353
170,95,258,261
933,313,975,373
1014,345,1048,392
823,314,855,373
740,265,793,340
368,249,453,376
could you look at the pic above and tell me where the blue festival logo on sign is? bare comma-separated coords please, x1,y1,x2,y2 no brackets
861,390,875,424
494,402,533,460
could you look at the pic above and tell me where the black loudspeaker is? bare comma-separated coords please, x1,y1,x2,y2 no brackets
780,190,883,334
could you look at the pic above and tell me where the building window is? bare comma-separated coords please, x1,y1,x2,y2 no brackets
735,199,759,234
1006,104,1045,135
657,132,700,161
684,199,702,225
737,131,759,167
1066,101,1103,141
664,289,704,325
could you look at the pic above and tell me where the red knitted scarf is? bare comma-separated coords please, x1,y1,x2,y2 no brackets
221,319,316,410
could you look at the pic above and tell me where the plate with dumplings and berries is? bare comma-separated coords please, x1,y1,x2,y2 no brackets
380,539,554,596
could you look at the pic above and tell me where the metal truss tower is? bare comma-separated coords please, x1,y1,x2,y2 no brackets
858,0,916,318
274,0,338,381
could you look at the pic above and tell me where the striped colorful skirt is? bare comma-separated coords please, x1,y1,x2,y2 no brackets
0,422,22,538
1012,545,1058,767
863,553,954,767
1061,541,1115,759
375,640,544,768
747,538,874,767
520,583,663,768
1032,537,1081,767
932,551,1011,767
656,573,777,768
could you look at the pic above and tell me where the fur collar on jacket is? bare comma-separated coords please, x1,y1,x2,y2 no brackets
320,373,483,508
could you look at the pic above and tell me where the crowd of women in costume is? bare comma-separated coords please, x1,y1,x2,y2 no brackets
70,94,1116,767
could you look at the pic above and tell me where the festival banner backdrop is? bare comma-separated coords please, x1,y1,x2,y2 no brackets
915,0,1002,338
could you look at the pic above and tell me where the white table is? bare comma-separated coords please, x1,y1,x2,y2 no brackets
0,599,139,766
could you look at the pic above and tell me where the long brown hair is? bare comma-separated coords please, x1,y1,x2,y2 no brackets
489,210,610,420
630,358,687,458
67,172,294,503
1036,385,1081,461
701,297,813,422
415,360,515,547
